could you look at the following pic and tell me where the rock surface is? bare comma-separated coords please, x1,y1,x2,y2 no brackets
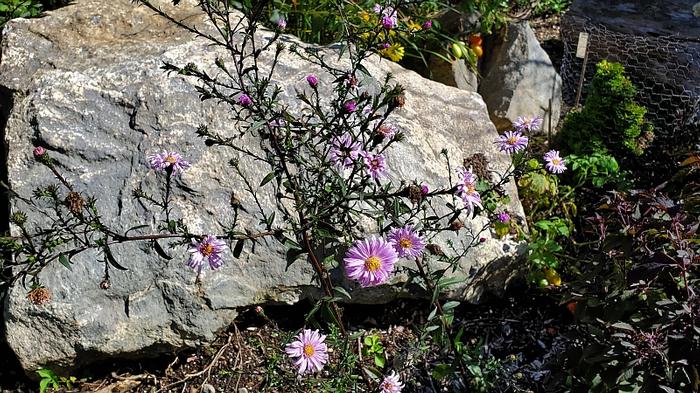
430,57,479,92
1,0,525,373
479,21,562,134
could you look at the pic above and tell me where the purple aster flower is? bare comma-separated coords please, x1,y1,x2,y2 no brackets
380,371,404,393
379,42,391,49
494,130,528,154
330,133,361,169
361,151,387,179
382,15,397,29
238,94,252,107
306,74,318,88
376,123,397,139
268,119,286,128
456,167,483,214
421,184,429,195
277,18,287,30
387,225,426,258
513,115,543,133
422,20,433,30
187,234,226,272
148,150,192,175
33,146,46,159
343,100,357,113
344,237,399,287
497,212,510,223
284,329,329,375
543,150,567,174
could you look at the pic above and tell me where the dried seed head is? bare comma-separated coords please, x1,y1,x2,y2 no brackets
64,191,85,215
463,153,490,182
426,243,444,256
27,287,51,305
450,219,464,231
407,184,423,204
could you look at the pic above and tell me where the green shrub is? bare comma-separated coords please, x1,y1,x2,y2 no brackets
559,60,654,160
0,0,68,28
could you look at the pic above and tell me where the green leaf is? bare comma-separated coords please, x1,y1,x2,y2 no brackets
104,246,128,270
39,379,50,393
432,363,452,380
259,171,276,187
58,254,72,271
374,354,386,368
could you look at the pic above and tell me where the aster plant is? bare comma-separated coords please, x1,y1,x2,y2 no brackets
0,0,532,390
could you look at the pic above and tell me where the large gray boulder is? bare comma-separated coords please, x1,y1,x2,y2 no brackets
1,0,525,373
479,21,563,134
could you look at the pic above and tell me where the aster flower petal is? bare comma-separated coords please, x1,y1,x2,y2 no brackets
285,329,329,375
543,150,567,174
387,225,426,258
343,237,398,287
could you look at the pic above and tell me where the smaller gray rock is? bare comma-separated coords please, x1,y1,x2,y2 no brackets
479,21,562,134
200,383,216,393
430,56,478,92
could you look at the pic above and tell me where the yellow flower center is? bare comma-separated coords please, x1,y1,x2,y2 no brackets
552,158,561,165
507,136,518,145
365,256,381,272
303,343,315,357
466,184,475,194
201,243,214,256
165,155,178,164
399,238,413,249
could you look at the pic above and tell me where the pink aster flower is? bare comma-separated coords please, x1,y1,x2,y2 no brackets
238,94,252,107
344,237,399,287
374,4,397,28
494,130,528,154
421,184,429,195
380,371,404,393
422,20,433,30
148,150,192,175
330,133,361,169
187,234,227,272
513,115,543,133
343,100,357,113
361,151,387,179
306,74,318,88
497,212,510,223
277,18,287,30
543,150,567,174
387,225,426,258
33,146,46,159
456,167,483,214
284,329,329,375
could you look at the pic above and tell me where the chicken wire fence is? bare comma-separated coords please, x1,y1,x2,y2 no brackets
560,15,700,144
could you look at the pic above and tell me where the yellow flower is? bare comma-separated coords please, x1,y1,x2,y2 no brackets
406,19,422,32
380,43,405,62
359,11,371,22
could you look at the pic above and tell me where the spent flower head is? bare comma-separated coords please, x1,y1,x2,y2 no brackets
284,329,329,375
543,150,567,174
344,236,398,287
494,130,528,154
187,234,227,272
387,225,426,258
148,150,191,175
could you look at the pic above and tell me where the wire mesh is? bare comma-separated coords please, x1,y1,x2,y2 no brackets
560,13,700,142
